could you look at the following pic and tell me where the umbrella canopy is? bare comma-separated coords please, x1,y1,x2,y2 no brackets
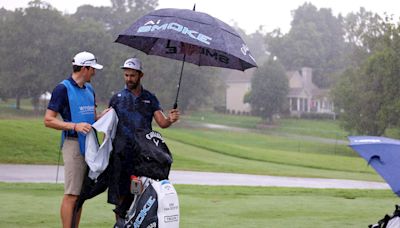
348,136,400,196
115,8,257,108
115,8,257,71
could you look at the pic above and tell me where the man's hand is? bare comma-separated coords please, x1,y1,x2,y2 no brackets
74,122,92,134
168,109,180,123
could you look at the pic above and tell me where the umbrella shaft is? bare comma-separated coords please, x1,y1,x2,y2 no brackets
174,54,186,109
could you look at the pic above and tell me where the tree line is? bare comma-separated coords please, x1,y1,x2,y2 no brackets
0,0,220,112
1,0,400,135
246,3,400,136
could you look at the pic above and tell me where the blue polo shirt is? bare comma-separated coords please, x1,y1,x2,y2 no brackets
47,76,96,137
109,87,161,142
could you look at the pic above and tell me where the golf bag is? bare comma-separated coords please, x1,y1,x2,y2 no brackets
112,129,178,227
369,205,400,228
114,177,180,228
131,129,173,180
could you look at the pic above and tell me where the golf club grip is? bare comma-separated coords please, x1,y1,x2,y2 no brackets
173,103,178,109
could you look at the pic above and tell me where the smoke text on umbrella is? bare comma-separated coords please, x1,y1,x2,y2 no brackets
138,20,212,45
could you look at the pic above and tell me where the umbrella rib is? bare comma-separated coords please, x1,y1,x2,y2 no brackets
146,37,160,54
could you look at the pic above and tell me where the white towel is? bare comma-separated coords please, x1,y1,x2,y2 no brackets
85,108,118,180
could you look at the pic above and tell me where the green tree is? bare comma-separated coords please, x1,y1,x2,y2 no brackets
266,3,347,88
245,58,288,122
0,3,70,109
0,1,115,108
344,8,386,50
342,7,388,67
74,0,158,37
332,19,400,135
0,0,221,112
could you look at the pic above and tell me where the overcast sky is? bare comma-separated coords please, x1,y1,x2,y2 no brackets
1,0,399,34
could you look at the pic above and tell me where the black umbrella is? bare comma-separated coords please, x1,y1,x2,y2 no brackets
115,6,257,108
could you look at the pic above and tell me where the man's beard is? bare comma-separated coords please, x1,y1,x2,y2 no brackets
126,82,139,90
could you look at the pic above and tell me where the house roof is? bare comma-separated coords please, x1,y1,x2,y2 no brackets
286,68,332,98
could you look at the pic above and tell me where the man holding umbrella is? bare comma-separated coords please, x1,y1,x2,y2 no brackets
107,57,180,220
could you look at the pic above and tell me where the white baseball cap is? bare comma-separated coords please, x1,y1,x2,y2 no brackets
120,58,143,71
72,51,103,70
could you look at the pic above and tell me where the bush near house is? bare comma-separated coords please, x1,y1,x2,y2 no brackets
300,112,336,120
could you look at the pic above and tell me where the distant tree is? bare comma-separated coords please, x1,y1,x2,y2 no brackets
343,7,388,66
245,58,288,123
74,0,158,37
266,3,348,88
0,3,69,109
0,0,222,112
332,19,400,135
0,1,114,108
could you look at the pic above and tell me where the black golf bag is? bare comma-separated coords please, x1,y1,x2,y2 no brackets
113,130,179,228
130,129,173,180
369,205,400,228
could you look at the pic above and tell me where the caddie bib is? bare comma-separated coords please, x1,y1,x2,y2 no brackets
62,79,95,155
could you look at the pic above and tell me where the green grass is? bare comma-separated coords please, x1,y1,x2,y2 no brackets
167,139,379,181
0,182,397,228
0,118,382,181
162,128,372,173
274,118,348,139
183,111,262,128
182,111,349,139
0,119,60,164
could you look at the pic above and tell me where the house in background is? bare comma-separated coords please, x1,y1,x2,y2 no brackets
224,68,254,114
225,67,335,117
287,67,334,117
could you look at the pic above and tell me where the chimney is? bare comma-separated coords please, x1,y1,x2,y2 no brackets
301,67,313,88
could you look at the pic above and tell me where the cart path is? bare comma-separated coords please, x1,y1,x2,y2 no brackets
0,164,389,190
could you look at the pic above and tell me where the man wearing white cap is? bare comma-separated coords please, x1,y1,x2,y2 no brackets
44,51,109,227
107,57,180,221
